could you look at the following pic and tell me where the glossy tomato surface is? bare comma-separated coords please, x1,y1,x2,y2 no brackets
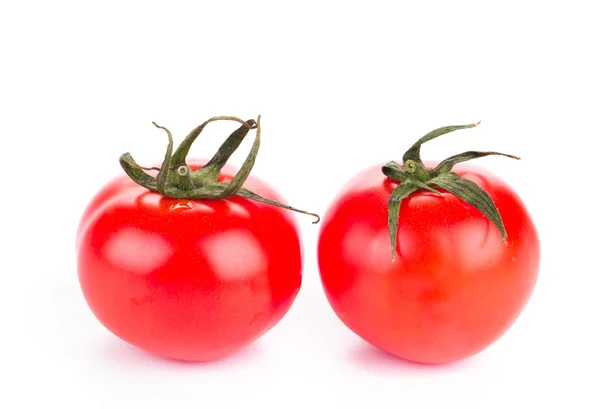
77,160,303,361
318,162,540,364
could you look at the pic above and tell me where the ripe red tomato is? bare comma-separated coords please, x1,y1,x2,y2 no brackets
77,160,302,361
318,126,540,364
76,117,317,362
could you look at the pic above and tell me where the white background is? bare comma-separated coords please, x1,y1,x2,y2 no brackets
1,1,598,408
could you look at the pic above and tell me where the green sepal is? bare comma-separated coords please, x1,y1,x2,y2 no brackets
429,172,507,241
216,116,262,199
154,122,174,194
388,182,419,262
432,151,520,176
169,116,247,170
402,122,480,165
119,153,159,190
197,120,256,181
382,161,409,182
238,188,320,224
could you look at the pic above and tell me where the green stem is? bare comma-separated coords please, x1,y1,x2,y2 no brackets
176,165,195,191
403,160,430,182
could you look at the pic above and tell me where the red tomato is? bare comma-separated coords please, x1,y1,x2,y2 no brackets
77,160,303,361
318,162,540,364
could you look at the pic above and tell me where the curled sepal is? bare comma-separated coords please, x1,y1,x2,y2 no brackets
387,182,419,262
119,153,159,191
432,151,520,176
429,172,507,242
152,122,174,194
402,122,480,165
170,116,250,170
382,161,409,182
237,188,321,224
216,116,262,199
197,120,257,181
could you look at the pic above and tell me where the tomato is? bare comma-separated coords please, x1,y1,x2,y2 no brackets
77,117,317,361
76,161,302,361
317,124,540,364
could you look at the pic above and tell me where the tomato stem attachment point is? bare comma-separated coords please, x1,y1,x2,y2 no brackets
403,159,430,182
120,116,320,223
383,122,518,261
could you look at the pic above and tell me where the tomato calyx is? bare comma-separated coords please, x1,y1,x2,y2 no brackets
382,122,520,261
120,115,320,223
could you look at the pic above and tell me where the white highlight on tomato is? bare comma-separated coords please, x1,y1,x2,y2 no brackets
201,230,267,281
104,227,173,275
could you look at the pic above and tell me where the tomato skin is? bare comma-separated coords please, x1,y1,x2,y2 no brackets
318,162,540,364
77,160,303,361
